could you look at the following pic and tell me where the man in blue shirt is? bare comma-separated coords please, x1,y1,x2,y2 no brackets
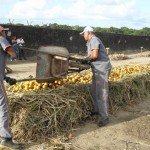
80,26,112,127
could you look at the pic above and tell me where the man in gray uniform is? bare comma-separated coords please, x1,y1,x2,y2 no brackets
0,25,20,149
80,26,112,127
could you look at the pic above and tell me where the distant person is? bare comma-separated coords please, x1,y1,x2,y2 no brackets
11,36,19,60
0,25,20,149
16,37,27,60
80,26,112,127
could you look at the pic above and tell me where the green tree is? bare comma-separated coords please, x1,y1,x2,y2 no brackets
72,25,82,31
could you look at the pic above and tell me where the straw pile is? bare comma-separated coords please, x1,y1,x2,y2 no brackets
109,72,150,111
8,72,150,143
136,51,150,57
8,84,92,143
110,53,130,60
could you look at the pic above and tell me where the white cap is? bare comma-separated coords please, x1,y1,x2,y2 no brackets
80,26,94,35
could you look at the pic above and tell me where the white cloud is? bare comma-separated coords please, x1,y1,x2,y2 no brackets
44,5,64,19
43,0,136,21
6,0,148,28
1,0,14,4
7,0,136,20
7,0,46,19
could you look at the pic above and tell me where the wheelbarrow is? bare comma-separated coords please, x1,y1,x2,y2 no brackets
17,46,90,83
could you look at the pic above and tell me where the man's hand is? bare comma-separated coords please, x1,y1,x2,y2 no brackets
4,76,17,85
80,59,89,64
80,56,91,65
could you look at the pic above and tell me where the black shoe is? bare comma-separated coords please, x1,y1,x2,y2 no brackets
0,138,20,149
90,111,99,116
98,118,109,127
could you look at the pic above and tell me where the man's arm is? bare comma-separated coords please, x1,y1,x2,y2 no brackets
89,37,100,60
0,36,16,57
80,48,99,65
5,46,16,57
90,48,99,60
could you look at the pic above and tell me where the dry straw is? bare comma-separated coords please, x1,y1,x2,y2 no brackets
8,84,92,143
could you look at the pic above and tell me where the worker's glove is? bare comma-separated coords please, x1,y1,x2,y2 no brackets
80,56,91,65
4,76,17,85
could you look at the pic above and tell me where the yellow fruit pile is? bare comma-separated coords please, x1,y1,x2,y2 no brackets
109,64,150,81
7,73,92,92
7,64,150,93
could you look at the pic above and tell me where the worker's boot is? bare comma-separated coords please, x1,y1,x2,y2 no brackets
90,111,99,116
0,138,20,149
98,118,109,127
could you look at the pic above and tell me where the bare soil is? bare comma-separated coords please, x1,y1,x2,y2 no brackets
5,52,150,150
71,98,150,150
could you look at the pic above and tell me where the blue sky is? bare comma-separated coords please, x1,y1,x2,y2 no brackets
0,0,150,29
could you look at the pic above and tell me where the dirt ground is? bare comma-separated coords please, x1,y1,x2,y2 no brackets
71,98,150,150
5,52,150,150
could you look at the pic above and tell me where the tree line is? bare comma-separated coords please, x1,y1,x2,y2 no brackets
6,23,150,36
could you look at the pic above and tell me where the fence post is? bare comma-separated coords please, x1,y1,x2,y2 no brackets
106,47,110,54
140,46,143,53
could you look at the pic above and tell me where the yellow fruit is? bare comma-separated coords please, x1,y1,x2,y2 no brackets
42,84,48,89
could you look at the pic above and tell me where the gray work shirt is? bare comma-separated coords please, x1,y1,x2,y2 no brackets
87,35,112,72
0,36,11,80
